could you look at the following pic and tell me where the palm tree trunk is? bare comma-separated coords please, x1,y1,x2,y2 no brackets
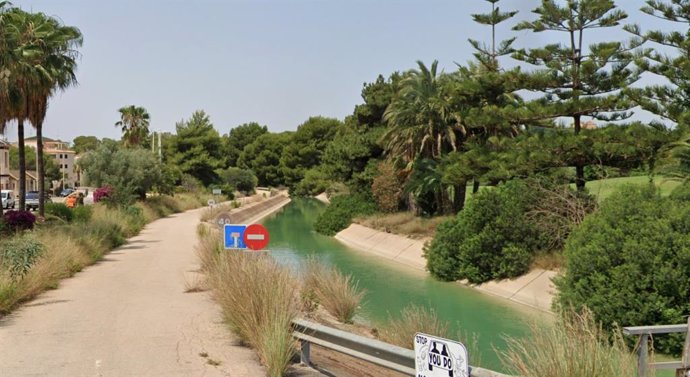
18,118,26,211
37,121,45,216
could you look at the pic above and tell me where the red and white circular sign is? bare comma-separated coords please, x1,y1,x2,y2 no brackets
243,223,270,251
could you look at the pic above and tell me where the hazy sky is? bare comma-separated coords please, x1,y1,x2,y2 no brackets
3,0,660,143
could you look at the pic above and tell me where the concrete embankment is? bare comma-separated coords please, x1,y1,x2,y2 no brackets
335,223,556,313
228,193,291,224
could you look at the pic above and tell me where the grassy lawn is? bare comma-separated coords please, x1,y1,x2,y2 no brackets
583,176,680,202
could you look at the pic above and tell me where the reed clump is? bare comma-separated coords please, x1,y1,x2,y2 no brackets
302,258,365,324
501,308,643,377
378,304,450,349
198,227,298,377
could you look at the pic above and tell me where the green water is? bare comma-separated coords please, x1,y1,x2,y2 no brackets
263,199,539,372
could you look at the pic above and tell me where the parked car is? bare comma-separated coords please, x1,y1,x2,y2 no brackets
1,190,15,209
60,188,74,197
25,191,52,211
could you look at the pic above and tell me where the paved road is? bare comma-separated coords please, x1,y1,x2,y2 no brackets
0,207,266,377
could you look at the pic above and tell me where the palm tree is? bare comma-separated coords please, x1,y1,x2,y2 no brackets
0,7,81,215
383,61,467,213
24,12,82,216
383,60,465,164
116,105,150,147
0,7,34,211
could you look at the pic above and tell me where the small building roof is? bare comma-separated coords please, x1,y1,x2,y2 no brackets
9,170,37,180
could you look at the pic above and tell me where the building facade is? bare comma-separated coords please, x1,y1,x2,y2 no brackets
0,139,9,191
23,137,79,188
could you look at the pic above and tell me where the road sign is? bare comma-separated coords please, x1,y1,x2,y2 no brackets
215,212,232,228
212,189,222,195
414,333,469,377
224,224,247,249
207,199,216,207
243,223,269,250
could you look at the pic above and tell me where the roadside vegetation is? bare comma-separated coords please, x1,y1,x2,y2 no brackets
0,193,210,315
502,309,642,377
197,225,369,376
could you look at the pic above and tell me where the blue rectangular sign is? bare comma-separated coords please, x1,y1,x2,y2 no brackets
224,224,247,249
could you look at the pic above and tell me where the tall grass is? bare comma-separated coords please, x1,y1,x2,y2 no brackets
197,226,298,377
0,194,207,315
378,304,450,349
501,309,643,377
302,259,365,324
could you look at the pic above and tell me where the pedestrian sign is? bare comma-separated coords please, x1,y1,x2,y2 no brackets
414,333,469,377
224,224,247,249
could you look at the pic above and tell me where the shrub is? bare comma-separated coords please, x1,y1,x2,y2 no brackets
1,235,45,277
555,184,690,354
45,203,73,222
93,185,113,203
2,210,37,232
314,193,377,236
371,162,402,213
501,309,638,377
425,180,546,283
72,205,93,222
292,168,331,197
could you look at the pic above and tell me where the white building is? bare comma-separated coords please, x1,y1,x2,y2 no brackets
23,137,78,188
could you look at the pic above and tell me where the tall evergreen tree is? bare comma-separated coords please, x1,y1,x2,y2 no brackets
513,0,639,191
625,0,690,128
448,0,521,193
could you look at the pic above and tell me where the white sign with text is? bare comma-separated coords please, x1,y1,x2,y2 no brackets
414,333,469,377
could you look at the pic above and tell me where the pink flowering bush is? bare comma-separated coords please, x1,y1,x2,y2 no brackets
93,185,113,203
2,210,37,232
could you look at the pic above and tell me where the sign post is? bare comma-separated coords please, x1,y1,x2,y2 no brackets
414,333,469,377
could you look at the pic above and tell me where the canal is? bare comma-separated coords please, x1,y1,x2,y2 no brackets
263,199,541,372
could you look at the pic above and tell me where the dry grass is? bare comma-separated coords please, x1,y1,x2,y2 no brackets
354,212,451,239
200,203,235,223
302,259,365,324
0,194,207,316
197,227,299,377
501,308,644,377
531,251,565,271
378,304,450,349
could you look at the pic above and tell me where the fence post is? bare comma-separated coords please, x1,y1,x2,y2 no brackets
677,317,690,377
300,339,311,366
638,334,648,377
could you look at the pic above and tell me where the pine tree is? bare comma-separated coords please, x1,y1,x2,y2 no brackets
625,0,690,128
444,0,522,194
512,0,639,191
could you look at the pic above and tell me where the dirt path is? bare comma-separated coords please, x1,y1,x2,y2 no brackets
0,207,266,377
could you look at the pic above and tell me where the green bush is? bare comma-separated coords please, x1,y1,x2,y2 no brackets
72,206,93,222
555,184,690,354
45,203,73,222
424,180,545,283
293,168,331,197
1,235,45,277
314,194,377,236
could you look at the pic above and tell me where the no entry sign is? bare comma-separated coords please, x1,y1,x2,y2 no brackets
243,223,270,250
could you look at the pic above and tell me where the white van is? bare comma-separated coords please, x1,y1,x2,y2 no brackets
1,190,15,209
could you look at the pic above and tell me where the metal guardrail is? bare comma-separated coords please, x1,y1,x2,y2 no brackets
292,318,512,377
623,323,689,377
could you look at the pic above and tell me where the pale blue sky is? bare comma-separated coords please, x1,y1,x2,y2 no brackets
3,0,663,142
